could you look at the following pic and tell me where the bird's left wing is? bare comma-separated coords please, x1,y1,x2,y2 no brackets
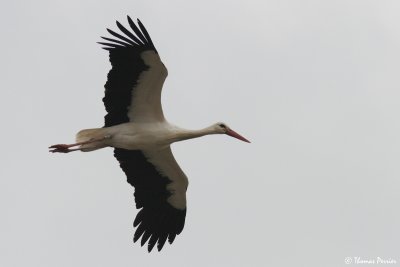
99,16,168,126
114,146,188,252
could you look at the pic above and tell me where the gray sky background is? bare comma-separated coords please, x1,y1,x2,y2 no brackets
1,0,400,266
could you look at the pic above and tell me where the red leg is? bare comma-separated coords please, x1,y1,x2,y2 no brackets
49,135,111,153
48,145,81,153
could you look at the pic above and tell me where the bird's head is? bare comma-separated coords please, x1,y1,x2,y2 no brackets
213,122,251,143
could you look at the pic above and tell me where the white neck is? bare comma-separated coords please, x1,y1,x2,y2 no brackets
172,126,217,143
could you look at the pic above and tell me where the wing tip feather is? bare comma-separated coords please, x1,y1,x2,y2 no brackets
100,16,156,51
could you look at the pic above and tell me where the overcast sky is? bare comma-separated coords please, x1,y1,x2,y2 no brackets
1,0,400,266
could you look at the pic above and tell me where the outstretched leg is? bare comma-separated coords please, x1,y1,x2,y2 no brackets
49,135,111,153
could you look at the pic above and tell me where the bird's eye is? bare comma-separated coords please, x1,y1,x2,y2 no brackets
219,123,226,129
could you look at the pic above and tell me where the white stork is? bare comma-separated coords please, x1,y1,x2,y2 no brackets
49,16,250,252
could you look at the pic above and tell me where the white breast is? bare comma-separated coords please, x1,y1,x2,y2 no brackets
106,122,179,150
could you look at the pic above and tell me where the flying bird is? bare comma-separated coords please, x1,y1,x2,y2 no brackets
49,16,250,252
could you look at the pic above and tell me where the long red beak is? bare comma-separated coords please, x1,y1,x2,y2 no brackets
226,128,251,143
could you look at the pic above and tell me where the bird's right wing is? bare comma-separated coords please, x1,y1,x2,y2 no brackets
114,146,188,252
99,16,168,127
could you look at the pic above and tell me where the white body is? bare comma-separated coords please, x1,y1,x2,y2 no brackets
77,122,220,151
106,122,183,150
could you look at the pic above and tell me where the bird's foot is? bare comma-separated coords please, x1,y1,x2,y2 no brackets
49,144,80,153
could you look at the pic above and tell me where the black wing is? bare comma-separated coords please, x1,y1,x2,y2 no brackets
100,16,165,127
115,148,187,252
100,16,186,252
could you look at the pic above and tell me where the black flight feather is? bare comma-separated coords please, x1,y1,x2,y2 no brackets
137,19,155,47
127,16,148,44
116,21,143,45
101,36,131,47
106,28,138,46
